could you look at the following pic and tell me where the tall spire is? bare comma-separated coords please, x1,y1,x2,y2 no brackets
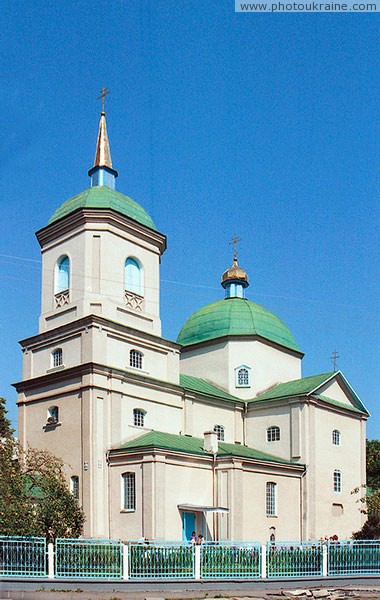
88,87,118,189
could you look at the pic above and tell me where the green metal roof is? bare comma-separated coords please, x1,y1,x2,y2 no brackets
251,372,336,402
180,374,241,403
48,186,157,230
312,394,364,414
177,298,300,352
249,371,369,415
116,430,297,465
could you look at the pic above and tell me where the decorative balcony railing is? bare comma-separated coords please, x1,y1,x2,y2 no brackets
125,290,144,312
54,289,70,309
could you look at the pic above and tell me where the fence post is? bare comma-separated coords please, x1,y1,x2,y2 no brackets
48,543,55,579
261,544,267,579
322,543,328,577
123,544,129,581
194,545,201,580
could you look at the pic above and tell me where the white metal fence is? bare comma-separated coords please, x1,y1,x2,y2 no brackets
1,537,380,580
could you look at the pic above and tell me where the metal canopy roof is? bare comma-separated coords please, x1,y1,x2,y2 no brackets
178,503,229,513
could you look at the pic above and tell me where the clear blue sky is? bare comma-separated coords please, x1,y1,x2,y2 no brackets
1,1,379,437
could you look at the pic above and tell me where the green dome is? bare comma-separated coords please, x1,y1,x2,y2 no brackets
48,186,157,230
177,297,300,352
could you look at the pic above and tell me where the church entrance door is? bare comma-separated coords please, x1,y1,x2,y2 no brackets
182,511,196,542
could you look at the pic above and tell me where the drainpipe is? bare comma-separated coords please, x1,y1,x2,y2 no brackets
106,450,111,539
203,431,218,540
243,402,248,446
300,464,308,541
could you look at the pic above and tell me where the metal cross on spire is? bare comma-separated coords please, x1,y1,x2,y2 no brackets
229,233,241,261
330,349,339,372
98,87,110,113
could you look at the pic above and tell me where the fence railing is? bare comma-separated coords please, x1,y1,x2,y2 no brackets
0,536,47,578
2,537,380,580
129,542,195,579
201,542,261,579
55,538,123,579
267,541,323,578
328,540,380,576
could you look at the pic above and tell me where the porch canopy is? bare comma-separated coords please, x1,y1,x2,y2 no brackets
178,503,229,513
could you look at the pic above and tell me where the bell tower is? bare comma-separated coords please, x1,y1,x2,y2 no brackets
36,102,166,338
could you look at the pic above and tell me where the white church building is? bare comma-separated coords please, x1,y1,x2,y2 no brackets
15,109,369,543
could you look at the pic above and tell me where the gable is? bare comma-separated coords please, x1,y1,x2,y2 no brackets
312,372,369,416
316,380,353,408
248,371,369,416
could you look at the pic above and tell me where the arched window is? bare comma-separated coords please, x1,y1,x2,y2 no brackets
122,472,136,511
47,406,59,424
70,476,79,500
51,348,63,368
125,258,143,296
130,349,143,369
133,408,146,428
267,426,280,442
334,470,342,493
266,482,277,516
213,424,225,441
332,430,341,446
235,365,251,388
55,255,70,293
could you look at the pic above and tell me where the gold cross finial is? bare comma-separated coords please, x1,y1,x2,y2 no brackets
229,233,241,261
98,87,110,113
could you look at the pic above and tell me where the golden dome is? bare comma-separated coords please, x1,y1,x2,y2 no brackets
221,258,249,287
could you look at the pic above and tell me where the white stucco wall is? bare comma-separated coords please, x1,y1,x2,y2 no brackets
39,218,163,335
180,338,302,399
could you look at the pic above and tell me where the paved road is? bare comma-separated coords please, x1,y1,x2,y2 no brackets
2,577,380,600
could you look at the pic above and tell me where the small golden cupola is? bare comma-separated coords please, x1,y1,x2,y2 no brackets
221,235,249,299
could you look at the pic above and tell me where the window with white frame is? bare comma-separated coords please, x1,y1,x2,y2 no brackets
130,349,143,369
334,470,342,493
235,365,251,388
47,406,59,424
267,426,280,442
122,472,136,511
51,348,63,368
70,476,79,500
125,258,143,296
332,429,341,446
213,424,225,441
133,408,146,428
55,255,70,293
266,482,277,516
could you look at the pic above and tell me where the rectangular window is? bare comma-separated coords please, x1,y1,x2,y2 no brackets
130,350,143,369
52,348,63,368
122,472,136,510
266,482,277,516
133,409,145,427
334,470,342,493
70,476,79,500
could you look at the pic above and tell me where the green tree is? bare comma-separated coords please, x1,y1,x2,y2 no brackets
0,398,85,540
366,439,380,491
0,396,14,438
353,514,380,540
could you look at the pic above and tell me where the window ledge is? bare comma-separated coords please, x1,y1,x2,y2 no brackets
130,425,151,431
125,366,150,375
46,365,65,374
43,421,62,431
120,509,136,513
266,515,278,518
